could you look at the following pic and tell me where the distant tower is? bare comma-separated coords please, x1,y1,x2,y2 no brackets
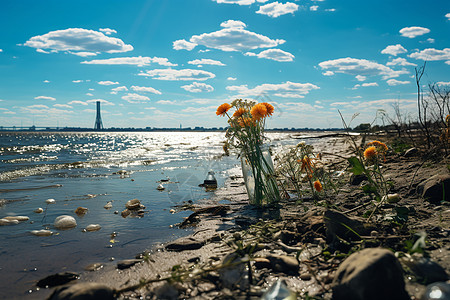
94,101,104,130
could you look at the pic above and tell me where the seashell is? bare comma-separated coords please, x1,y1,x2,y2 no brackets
34,208,44,213
31,229,53,236
0,218,19,226
3,216,29,222
85,224,101,232
75,207,88,216
46,198,56,204
54,215,77,229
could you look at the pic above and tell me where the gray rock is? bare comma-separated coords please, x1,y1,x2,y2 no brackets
266,254,299,275
117,259,142,270
417,174,450,204
402,254,449,285
332,248,410,300
165,237,205,252
37,272,79,288
47,282,114,300
324,209,373,243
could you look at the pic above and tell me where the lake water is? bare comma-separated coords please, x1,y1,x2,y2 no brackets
0,131,307,299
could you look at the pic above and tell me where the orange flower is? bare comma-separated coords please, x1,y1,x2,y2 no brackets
366,141,388,152
300,156,314,174
216,103,232,116
238,117,254,127
364,146,377,159
233,108,247,118
261,102,274,116
250,103,268,120
314,180,323,192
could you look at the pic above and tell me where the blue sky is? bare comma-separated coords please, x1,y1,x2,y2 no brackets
0,0,449,129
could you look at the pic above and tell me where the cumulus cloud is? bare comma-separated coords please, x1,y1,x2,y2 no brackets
227,77,237,81
353,82,378,89
437,81,450,86
181,82,214,93
43,80,50,83
86,99,115,105
23,28,133,56
322,71,334,76
69,51,97,57
212,0,267,5
99,28,117,35
256,2,299,18
81,56,177,67
386,79,410,86
355,75,366,81
72,80,83,83
318,57,408,79
121,93,150,103
68,100,88,106
381,44,407,56
138,68,215,81
157,100,178,105
175,20,285,52
53,104,73,109
310,5,319,11
409,48,450,61
98,81,119,85
110,86,128,94
131,86,162,94
386,57,417,66
446,13,450,20
188,58,226,66
399,26,430,38
227,81,319,98
245,49,295,62
34,96,56,101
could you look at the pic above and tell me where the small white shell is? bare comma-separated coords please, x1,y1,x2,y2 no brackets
46,198,56,204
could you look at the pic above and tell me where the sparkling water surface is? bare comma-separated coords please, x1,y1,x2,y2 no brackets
0,131,309,299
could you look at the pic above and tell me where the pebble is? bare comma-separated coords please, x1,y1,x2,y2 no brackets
125,199,143,210
104,202,113,209
169,209,176,214
84,263,104,271
157,184,165,191
54,215,77,229
34,208,44,213
3,216,29,222
74,207,88,216
0,218,20,226
46,198,56,204
85,224,101,232
31,230,53,236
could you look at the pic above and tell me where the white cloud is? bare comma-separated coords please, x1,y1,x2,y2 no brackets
386,57,417,66
178,20,285,52
99,28,117,35
110,86,128,94
23,28,133,56
131,86,162,94
310,5,319,11
43,80,50,83
246,48,295,62
81,56,177,67
0,49,2,52
188,58,226,66
325,8,336,12
256,2,299,18
355,75,366,81
138,68,215,81
227,81,319,98
446,13,450,20
98,81,119,85
72,80,83,83
318,57,408,79
121,93,150,103
69,51,98,57
322,71,334,76
68,100,88,106
181,82,214,93
86,99,115,105
399,26,430,38
409,48,450,61
381,44,407,56
437,81,450,86
86,93,94,96
212,0,265,5
157,100,178,105
28,104,49,109
53,104,73,109
227,77,237,81
352,82,378,89
34,95,56,101
173,39,197,51
387,79,410,86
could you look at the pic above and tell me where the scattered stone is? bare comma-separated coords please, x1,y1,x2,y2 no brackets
219,253,248,290
0,218,19,226
121,209,130,218
85,224,101,232
31,229,53,236
34,208,44,213
165,237,205,252
84,263,104,271
383,193,401,203
332,248,410,300
125,199,144,210
153,283,178,300
157,184,165,191
401,254,449,285
36,271,80,288
169,209,176,214
47,282,114,300
300,273,312,281
417,174,450,204
117,259,142,270
54,215,77,229
104,202,113,209
3,216,29,222
266,254,299,275
46,198,56,204
324,209,372,243
74,207,88,216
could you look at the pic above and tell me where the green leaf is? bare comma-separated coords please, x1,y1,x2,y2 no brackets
362,184,377,194
348,157,365,175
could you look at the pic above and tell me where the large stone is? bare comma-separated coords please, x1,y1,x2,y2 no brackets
401,254,449,285
54,215,77,229
47,282,114,300
116,259,142,270
332,248,410,300
324,209,372,243
37,272,79,288
165,237,205,252
266,254,299,275
417,174,450,204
